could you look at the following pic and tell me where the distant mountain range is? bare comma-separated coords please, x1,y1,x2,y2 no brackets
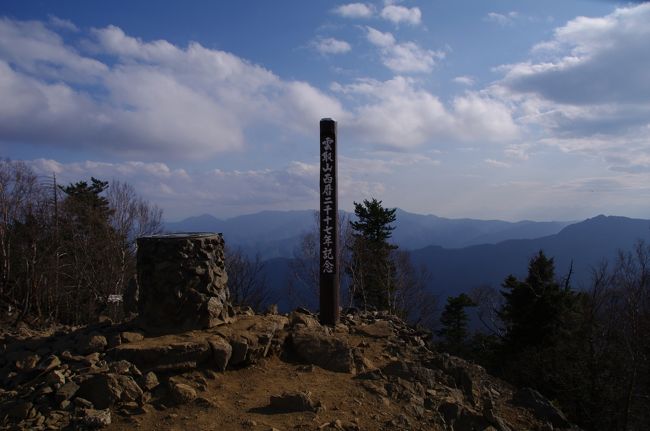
166,209,571,259
166,211,315,259
167,211,650,313
261,215,650,312
409,214,650,299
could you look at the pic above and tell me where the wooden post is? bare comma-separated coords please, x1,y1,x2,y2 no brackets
319,118,339,325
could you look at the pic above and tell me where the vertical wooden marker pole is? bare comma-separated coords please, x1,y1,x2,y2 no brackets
319,118,339,325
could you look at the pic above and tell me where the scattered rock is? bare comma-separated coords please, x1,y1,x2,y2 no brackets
76,373,143,409
0,305,580,431
55,381,80,403
121,331,145,344
228,334,255,366
139,371,159,391
195,396,217,408
290,310,321,329
109,359,142,377
37,354,62,372
45,369,66,386
14,352,40,371
78,334,108,355
512,387,570,428
169,382,197,404
269,391,320,412
74,397,94,408
77,408,111,427
208,337,232,372
356,320,394,338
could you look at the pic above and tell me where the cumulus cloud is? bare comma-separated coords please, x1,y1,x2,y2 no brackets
0,18,107,82
0,18,346,159
365,27,443,73
333,77,519,149
502,4,650,106
333,3,374,18
380,5,422,25
494,3,650,172
313,37,352,54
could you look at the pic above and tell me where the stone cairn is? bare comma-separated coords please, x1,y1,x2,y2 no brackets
136,233,233,332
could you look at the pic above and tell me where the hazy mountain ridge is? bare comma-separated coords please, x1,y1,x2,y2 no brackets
167,211,650,307
166,210,315,258
258,215,650,311
166,209,572,259
410,214,650,298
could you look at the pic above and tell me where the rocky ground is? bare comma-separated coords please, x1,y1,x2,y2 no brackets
0,306,579,431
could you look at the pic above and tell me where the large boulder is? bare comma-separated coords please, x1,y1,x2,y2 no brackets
169,381,197,404
291,328,354,373
269,391,320,412
208,337,232,372
111,337,212,373
76,373,143,409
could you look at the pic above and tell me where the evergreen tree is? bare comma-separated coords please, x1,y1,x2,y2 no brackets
495,250,582,412
59,177,113,232
347,198,397,310
59,178,119,323
498,250,578,353
437,293,476,355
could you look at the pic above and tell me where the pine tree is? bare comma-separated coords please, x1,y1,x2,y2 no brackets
437,293,476,355
58,177,119,323
59,177,113,232
496,250,582,410
498,250,577,352
347,198,397,310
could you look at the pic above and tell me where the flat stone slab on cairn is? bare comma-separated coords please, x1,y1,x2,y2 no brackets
137,233,232,332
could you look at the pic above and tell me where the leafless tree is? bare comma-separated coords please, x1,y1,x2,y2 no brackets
390,249,437,328
469,284,504,337
0,160,163,324
106,180,163,297
288,211,353,310
225,246,271,311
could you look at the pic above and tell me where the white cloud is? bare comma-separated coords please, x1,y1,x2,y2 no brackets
380,5,422,25
0,18,346,159
453,75,475,86
365,27,443,73
494,3,650,172
451,92,519,142
313,37,351,55
26,157,392,219
485,12,519,26
0,18,107,82
333,77,519,149
333,3,374,19
366,26,395,47
502,4,650,106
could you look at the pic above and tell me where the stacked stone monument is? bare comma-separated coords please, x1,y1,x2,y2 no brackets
136,233,233,332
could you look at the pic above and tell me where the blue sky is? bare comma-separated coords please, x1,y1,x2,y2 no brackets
1,1,649,221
